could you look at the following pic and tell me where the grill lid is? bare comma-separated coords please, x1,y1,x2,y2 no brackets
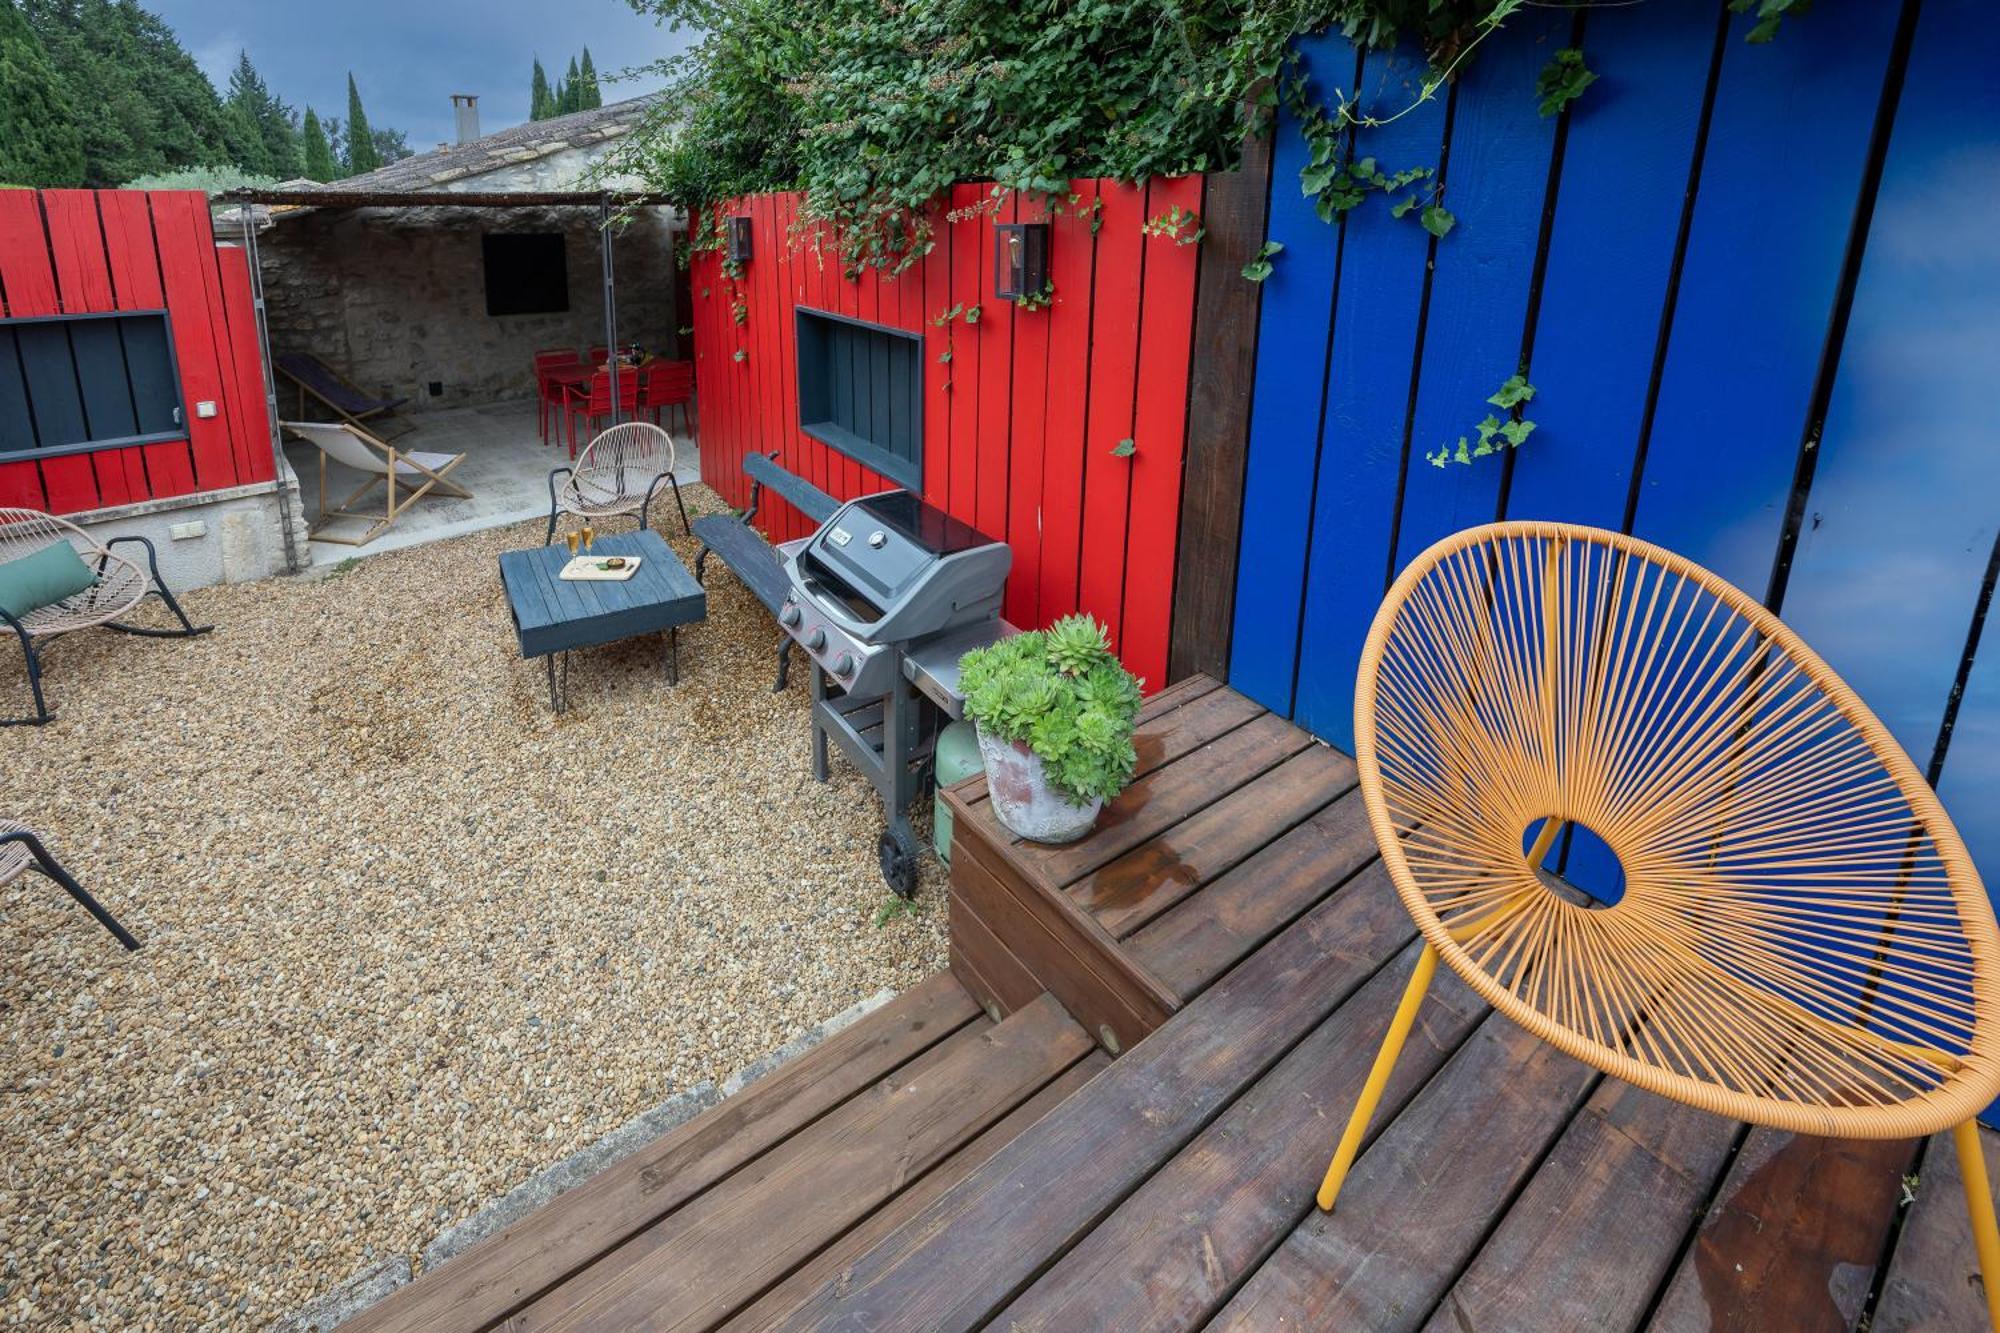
788,489,1011,645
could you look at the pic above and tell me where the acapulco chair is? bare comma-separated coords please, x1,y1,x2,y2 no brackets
1316,521,2000,1328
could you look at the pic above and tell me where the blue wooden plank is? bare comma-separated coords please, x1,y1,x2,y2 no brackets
1287,44,1450,750
1503,2,1718,530
1781,0,2000,781
1227,30,1357,718
501,532,705,658
1630,0,1902,594
1391,7,1566,570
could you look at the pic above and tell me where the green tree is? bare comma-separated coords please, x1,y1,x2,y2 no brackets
530,56,552,120
26,0,232,185
559,56,581,114
578,48,601,110
0,0,85,185
343,72,379,175
226,51,299,178
300,105,334,181
369,126,412,164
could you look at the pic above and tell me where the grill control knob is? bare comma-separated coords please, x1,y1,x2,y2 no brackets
806,628,827,652
868,530,888,549
779,601,802,628
832,652,855,678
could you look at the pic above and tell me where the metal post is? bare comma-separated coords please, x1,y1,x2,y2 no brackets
239,203,304,573
600,195,620,425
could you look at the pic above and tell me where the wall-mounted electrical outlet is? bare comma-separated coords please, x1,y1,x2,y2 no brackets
169,520,207,540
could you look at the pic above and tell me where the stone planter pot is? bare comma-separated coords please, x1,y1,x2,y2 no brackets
975,725,1103,844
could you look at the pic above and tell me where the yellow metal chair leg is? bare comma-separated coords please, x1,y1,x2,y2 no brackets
1317,942,1438,1211
1316,818,1565,1214
1954,1119,2000,1331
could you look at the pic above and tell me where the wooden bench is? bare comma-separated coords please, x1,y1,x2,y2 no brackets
691,451,839,692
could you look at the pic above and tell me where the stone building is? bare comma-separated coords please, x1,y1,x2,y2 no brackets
256,95,685,415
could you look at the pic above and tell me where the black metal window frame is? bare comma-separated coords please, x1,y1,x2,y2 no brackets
0,308,186,462
794,306,924,490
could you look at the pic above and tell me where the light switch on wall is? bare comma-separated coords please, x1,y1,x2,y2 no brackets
195,400,218,419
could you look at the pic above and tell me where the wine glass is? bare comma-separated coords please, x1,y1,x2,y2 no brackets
564,531,581,557
581,525,595,552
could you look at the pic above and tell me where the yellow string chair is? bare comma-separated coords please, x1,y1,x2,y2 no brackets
1317,521,2000,1328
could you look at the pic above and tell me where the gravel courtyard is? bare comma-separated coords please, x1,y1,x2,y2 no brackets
0,493,948,1328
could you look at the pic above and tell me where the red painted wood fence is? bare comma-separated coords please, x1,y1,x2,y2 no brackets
689,178,1202,691
0,189,275,515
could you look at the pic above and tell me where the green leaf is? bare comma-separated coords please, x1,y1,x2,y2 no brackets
1487,375,1537,409
1420,205,1455,239
939,349,952,364
1535,49,1598,118
1110,437,1136,458
1240,240,1283,283
1500,418,1537,448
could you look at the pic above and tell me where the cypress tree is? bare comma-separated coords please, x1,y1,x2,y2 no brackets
300,106,334,181
530,57,551,120
343,72,378,175
578,48,601,110
560,56,581,115
0,0,84,185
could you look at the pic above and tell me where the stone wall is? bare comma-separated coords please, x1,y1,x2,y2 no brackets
259,202,680,415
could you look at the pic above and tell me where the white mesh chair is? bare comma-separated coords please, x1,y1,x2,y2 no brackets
282,420,471,547
0,507,211,726
545,421,690,545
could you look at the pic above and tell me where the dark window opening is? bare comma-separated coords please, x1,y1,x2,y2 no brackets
0,311,183,461
482,232,569,317
795,307,923,489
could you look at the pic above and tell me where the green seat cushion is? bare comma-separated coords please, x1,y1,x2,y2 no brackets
0,542,99,620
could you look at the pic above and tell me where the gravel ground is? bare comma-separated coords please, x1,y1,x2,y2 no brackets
0,493,948,1329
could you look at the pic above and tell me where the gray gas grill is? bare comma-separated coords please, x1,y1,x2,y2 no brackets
779,490,1012,897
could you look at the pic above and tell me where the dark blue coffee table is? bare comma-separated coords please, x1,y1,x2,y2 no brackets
499,530,706,712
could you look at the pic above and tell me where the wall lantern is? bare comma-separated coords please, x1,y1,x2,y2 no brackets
724,215,753,265
994,222,1050,302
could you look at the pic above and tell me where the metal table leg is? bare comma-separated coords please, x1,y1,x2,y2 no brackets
545,651,569,713
665,627,680,686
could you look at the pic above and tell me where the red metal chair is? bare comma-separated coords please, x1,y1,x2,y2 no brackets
562,370,641,457
534,349,583,446
639,360,696,436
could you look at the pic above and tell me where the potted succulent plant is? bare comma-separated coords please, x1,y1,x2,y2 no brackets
958,615,1143,843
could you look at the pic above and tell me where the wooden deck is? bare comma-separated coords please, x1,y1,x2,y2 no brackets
350,675,1999,1332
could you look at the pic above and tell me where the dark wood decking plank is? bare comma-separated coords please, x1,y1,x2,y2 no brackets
1419,1081,1739,1333
1126,790,1384,1002
1211,1017,1601,1333
1645,1127,1918,1333
346,972,980,1333
728,1051,1113,1331
1070,741,1356,939
1872,1127,2000,1332
951,826,1178,1053
948,897,1042,1017
994,943,1487,1332
766,865,1421,1331
521,994,1092,1332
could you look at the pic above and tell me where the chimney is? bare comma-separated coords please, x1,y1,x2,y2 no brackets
451,94,480,145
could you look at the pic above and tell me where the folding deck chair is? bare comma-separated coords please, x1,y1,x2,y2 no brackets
282,421,472,547
276,353,413,440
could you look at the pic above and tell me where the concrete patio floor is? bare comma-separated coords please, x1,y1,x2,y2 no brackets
280,399,703,568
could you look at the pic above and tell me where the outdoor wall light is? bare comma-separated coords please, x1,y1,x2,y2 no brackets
725,215,753,265
994,222,1050,302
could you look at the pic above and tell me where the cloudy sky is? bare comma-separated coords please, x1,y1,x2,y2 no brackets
149,0,701,150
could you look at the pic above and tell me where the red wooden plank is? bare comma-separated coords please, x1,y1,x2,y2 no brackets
793,206,826,514
1037,179,1101,622
150,192,241,490
188,203,258,486
975,190,1016,541
42,190,147,505
214,245,275,484
750,193,786,538
946,182,984,523
98,192,195,498
1122,173,1203,690
1005,193,1054,629
921,200,953,510
1077,178,1147,651
0,191,95,513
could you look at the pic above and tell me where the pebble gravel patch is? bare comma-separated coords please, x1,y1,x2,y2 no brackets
0,496,948,1328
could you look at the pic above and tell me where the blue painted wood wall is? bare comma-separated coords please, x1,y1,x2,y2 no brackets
1230,0,2000,908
